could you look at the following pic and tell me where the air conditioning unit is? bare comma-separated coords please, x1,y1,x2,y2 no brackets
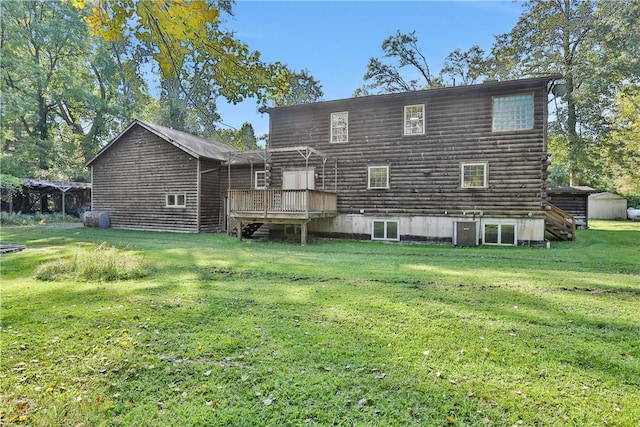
453,221,478,246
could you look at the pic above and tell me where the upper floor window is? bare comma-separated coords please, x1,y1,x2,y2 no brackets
330,112,348,143
492,94,534,131
404,104,425,135
166,193,186,208
368,166,390,189
461,163,488,188
255,170,266,189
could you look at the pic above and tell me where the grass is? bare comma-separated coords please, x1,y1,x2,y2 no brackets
0,221,638,426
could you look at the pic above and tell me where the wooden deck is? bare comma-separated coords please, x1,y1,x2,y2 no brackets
228,189,337,245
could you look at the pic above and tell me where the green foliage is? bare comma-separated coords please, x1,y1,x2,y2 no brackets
440,45,490,85
1,223,639,425
490,0,640,193
0,0,150,181
35,242,148,282
0,212,81,226
0,174,23,201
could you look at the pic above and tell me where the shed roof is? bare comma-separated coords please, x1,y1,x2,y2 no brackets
588,192,626,200
86,119,239,166
548,186,596,195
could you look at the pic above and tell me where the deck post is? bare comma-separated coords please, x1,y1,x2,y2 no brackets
237,221,243,240
301,222,307,246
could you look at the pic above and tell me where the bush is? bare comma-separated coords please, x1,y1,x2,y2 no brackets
1,212,81,225
35,242,149,282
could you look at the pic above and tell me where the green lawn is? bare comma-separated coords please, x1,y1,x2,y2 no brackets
1,221,638,426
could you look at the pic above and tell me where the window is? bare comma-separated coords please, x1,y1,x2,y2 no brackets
368,166,389,189
483,223,516,245
255,170,266,189
166,193,186,208
404,104,425,135
492,94,534,131
372,220,399,241
461,163,488,188
330,112,348,143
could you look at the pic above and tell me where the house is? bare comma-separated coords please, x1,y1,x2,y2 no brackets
87,119,249,233
547,186,596,229
228,75,574,245
588,192,627,220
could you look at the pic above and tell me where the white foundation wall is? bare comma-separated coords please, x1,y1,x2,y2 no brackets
309,214,546,244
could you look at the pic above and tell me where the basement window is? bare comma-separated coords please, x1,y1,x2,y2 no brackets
166,193,186,208
368,166,389,189
372,220,399,241
483,223,516,245
492,93,534,131
404,104,425,135
330,111,349,143
461,163,488,188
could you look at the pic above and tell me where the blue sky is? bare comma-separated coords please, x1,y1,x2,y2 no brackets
216,1,524,135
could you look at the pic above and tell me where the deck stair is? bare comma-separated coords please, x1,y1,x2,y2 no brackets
545,203,576,241
237,222,263,238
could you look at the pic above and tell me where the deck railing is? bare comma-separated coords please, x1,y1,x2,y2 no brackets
545,203,576,241
228,189,337,219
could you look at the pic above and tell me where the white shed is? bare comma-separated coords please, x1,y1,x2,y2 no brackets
588,192,627,219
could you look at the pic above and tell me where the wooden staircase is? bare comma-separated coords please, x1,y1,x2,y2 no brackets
545,204,576,241
237,222,263,238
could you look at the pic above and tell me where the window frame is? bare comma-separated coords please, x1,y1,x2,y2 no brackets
368,165,390,189
492,93,534,132
165,193,186,208
330,111,349,143
403,104,425,136
460,162,488,189
372,219,400,241
255,170,267,189
483,223,517,246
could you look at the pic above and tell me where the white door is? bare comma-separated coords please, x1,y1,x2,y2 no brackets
282,169,315,190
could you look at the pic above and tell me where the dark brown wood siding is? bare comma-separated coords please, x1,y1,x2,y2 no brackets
91,125,199,232
268,79,550,219
199,158,224,232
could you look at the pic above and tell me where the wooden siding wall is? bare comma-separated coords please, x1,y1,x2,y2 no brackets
91,126,200,232
268,81,549,219
199,158,223,232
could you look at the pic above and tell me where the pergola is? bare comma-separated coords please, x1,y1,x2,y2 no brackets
19,178,91,218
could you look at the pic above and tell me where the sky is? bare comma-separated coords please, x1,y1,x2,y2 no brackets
215,0,525,136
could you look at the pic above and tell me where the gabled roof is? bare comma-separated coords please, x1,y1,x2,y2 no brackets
86,119,239,166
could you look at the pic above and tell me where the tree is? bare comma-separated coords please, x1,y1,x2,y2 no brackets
361,30,442,94
1,0,91,176
214,122,259,151
273,69,323,106
81,0,292,133
606,84,640,197
490,0,639,190
1,1,150,180
440,45,490,86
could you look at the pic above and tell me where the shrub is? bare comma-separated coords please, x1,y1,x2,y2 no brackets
35,242,149,282
1,212,81,225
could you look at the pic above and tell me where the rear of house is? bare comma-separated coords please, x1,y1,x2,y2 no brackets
261,76,560,245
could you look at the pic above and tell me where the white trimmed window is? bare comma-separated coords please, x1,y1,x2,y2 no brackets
492,94,534,131
166,193,186,208
483,223,516,245
330,111,349,143
404,104,425,135
372,220,399,241
368,166,389,189
255,170,266,189
461,163,488,188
